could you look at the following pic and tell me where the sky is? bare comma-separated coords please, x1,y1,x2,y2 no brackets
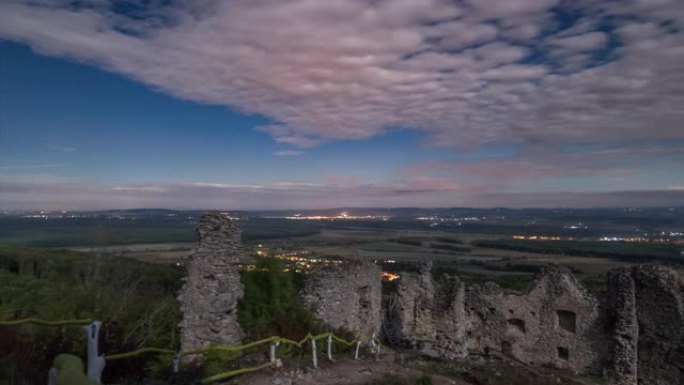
0,0,683,210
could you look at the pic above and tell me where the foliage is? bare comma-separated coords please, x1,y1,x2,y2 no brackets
433,237,464,245
390,238,423,247
238,257,320,341
460,274,534,292
580,274,609,293
0,246,184,384
201,344,243,377
428,243,471,253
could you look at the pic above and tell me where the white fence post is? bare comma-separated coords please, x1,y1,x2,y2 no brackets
370,332,380,359
354,341,361,360
83,321,106,382
172,351,181,373
326,335,333,361
48,367,57,385
311,338,318,368
269,341,280,363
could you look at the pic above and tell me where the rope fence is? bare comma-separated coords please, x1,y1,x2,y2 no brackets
0,318,94,326
0,318,382,384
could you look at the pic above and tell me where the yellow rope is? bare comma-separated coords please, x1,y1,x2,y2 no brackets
0,317,380,383
0,318,93,326
198,333,378,383
105,347,176,361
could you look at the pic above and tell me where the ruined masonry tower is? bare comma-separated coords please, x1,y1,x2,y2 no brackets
178,214,244,352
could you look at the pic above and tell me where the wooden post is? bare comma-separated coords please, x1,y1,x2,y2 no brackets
354,341,361,360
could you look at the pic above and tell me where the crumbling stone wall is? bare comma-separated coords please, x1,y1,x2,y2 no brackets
432,274,468,359
632,265,684,385
391,262,436,347
178,214,245,352
176,216,684,383
604,268,638,385
464,266,609,374
391,265,607,369
302,261,382,338
390,263,684,384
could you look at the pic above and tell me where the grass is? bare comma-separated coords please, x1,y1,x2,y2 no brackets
473,239,684,264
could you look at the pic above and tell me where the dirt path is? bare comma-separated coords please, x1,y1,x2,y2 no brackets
224,351,604,385
229,358,467,385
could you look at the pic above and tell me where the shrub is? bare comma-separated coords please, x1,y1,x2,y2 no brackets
238,257,319,340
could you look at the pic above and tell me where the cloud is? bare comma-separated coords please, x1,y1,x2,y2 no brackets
409,143,684,184
0,0,681,154
274,150,304,157
1,179,682,210
0,178,479,210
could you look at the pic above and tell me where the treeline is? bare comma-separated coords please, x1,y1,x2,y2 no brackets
389,237,470,253
428,243,472,253
473,239,684,263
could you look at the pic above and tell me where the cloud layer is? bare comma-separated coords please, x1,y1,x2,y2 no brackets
1,0,683,150
2,180,683,211
1,0,683,209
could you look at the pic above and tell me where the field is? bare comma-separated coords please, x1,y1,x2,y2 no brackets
1,210,682,285
267,228,657,283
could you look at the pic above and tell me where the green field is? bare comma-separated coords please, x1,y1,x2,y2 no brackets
1,215,682,284
472,239,683,263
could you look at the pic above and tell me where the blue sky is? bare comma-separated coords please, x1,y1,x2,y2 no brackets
0,0,683,209
1,42,464,184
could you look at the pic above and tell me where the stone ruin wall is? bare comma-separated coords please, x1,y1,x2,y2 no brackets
391,263,684,385
178,215,384,351
389,262,468,359
302,261,382,338
463,266,609,374
176,216,684,384
178,214,245,352
631,266,684,385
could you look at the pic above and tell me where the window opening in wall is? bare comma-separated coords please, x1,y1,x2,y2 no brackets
557,310,576,333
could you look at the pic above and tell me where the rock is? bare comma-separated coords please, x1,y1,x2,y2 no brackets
272,378,292,385
358,368,373,375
